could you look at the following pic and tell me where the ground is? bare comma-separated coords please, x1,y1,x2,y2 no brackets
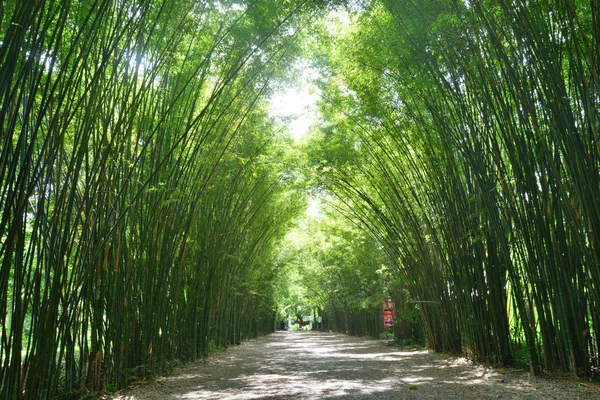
112,331,600,399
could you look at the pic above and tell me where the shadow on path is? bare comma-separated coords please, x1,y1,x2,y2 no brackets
115,331,599,400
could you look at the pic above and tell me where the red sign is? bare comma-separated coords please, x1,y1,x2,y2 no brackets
383,301,396,327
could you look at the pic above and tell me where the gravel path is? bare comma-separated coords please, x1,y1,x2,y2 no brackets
113,331,600,399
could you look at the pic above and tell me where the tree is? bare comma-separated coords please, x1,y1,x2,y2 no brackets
308,0,600,375
0,0,314,397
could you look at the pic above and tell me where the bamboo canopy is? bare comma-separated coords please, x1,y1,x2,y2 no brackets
2,0,600,398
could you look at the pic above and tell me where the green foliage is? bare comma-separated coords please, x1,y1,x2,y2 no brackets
4,2,600,399
307,0,600,378
273,197,399,338
0,0,312,397
289,323,300,331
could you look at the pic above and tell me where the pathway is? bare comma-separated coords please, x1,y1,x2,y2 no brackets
113,331,599,399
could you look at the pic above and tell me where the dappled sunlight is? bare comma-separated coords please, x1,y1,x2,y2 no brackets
116,332,600,400
158,373,212,382
454,365,499,382
399,376,434,384
180,373,402,399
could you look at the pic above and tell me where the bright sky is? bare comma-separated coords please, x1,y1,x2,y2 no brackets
268,62,322,218
268,61,320,141
269,88,319,141
267,7,354,142
306,196,321,218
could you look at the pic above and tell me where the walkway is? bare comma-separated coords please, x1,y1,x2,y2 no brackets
114,331,599,399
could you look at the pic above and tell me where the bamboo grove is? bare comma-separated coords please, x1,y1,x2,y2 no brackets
310,0,600,376
3,0,600,397
0,0,324,397
311,222,387,338
273,209,395,338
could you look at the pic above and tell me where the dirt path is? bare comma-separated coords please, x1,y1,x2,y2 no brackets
113,331,599,399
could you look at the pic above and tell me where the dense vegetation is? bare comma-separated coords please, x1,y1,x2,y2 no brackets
273,204,400,338
1,0,599,398
0,0,319,397
307,0,600,377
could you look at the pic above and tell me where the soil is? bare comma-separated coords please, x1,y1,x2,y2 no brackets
111,331,600,399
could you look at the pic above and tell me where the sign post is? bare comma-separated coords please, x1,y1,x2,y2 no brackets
383,301,396,328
